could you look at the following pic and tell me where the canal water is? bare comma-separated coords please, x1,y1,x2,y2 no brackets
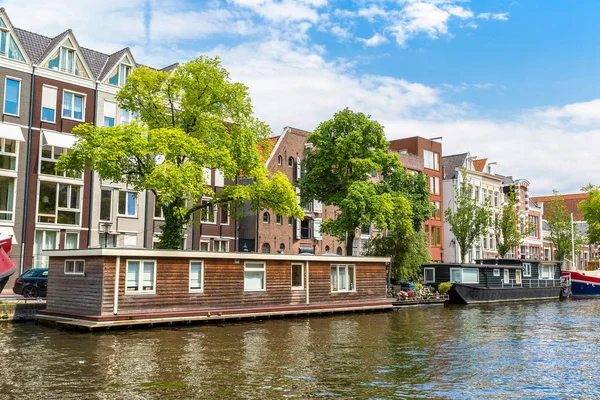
1,300,599,399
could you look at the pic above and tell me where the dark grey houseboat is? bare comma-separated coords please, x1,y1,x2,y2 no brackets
422,259,565,304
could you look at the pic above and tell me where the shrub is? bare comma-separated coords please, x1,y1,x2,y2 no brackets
437,282,452,294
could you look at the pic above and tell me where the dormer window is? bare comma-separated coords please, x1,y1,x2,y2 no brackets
44,38,89,78
106,55,132,87
0,17,25,62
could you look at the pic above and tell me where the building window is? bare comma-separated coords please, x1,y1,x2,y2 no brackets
429,176,440,195
529,216,539,238
64,259,84,275
520,245,527,259
300,218,311,239
220,207,229,225
291,263,304,289
189,260,204,292
244,262,266,291
65,232,79,249
106,56,132,87
100,189,112,221
330,264,355,292
99,233,117,248
4,77,20,116
277,155,282,165
44,38,89,78
0,19,26,62
0,176,14,221
503,269,510,284
126,260,156,294
530,246,540,261
41,85,57,122
104,116,115,127
540,264,553,280
38,181,81,225
483,235,488,250
199,240,210,252
0,138,16,171
40,145,81,178
214,240,228,252
544,248,551,261
423,267,435,282
336,247,343,256
431,202,441,220
276,214,282,224
288,156,294,167
288,217,293,225
432,226,441,247
33,230,58,268
423,150,439,170
200,200,216,223
62,91,84,120
474,186,480,202
118,191,137,217
261,243,270,254
494,192,499,207
263,212,270,223
523,262,531,277
490,234,495,251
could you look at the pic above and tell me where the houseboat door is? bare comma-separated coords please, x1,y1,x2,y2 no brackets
515,270,522,285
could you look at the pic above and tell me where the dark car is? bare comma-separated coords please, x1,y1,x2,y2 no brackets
13,268,48,298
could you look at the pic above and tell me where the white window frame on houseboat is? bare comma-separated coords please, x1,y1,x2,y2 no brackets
522,262,532,277
244,261,266,292
291,263,304,290
330,264,356,292
189,260,204,293
539,264,553,280
423,267,435,283
493,269,500,277
450,267,479,284
503,268,510,284
64,259,85,275
125,259,156,294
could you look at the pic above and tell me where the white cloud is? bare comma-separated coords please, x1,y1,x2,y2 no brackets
228,0,323,22
358,33,388,47
330,24,351,39
357,5,387,20
533,99,600,127
492,12,509,21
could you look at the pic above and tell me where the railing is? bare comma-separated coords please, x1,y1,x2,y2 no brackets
500,279,562,288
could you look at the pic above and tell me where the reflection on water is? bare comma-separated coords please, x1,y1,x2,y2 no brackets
1,300,600,399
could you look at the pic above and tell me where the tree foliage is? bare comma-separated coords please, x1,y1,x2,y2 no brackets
445,168,491,263
58,56,303,249
297,108,428,255
580,185,600,246
368,231,431,281
494,187,525,257
546,190,585,261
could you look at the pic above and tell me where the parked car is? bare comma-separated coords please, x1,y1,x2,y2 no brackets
13,268,48,298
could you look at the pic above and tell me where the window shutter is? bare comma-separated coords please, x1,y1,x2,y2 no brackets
42,86,57,110
313,218,322,240
313,199,322,213
214,169,224,187
296,219,301,239
104,100,117,119
296,157,301,180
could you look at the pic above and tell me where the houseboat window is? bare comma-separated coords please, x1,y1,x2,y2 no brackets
423,267,435,282
330,264,355,292
291,263,303,289
244,262,266,291
450,268,461,283
126,260,156,294
64,259,84,275
503,269,510,284
463,268,478,284
523,263,531,277
540,264,553,280
515,269,522,284
189,261,203,292
493,269,500,277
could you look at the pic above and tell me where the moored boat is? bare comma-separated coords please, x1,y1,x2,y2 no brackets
422,259,566,304
0,237,16,293
562,270,600,297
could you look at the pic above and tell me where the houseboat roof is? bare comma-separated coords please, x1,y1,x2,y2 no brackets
422,263,525,270
475,258,563,265
43,248,391,263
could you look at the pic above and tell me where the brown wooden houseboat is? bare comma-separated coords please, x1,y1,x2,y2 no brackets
37,249,391,329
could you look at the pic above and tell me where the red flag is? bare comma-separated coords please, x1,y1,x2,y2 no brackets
0,236,12,255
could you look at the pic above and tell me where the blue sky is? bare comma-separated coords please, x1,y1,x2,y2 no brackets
2,0,598,195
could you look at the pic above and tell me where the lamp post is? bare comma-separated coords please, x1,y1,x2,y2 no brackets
312,237,317,255
101,222,112,248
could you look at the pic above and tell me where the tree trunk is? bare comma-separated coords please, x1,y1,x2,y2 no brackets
156,199,185,249
345,231,355,256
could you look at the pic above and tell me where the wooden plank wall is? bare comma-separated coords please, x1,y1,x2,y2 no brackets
100,257,387,316
46,256,105,315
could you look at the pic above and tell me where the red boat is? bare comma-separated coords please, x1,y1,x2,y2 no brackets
562,270,600,297
0,237,16,293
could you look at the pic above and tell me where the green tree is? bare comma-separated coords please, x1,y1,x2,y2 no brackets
298,108,422,255
580,185,600,246
445,168,491,263
546,190,584,261
494,187,525,257
368,231,432,281
58,56,303,249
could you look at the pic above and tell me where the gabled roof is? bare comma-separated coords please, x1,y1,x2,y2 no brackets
472,158,487,172
37,29,70,65
13,28,51,63
98,47,135,82
161,63,179,72
81,47,111,80
442,153,468,179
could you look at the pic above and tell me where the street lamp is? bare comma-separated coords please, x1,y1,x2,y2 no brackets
101,222,112,248
312,237,317,255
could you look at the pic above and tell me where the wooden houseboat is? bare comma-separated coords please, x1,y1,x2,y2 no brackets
422,259,565,304
36,249,392,329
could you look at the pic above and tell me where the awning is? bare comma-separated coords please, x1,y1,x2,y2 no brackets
0,226,17,244
43,130,78,149
0,123,25,142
